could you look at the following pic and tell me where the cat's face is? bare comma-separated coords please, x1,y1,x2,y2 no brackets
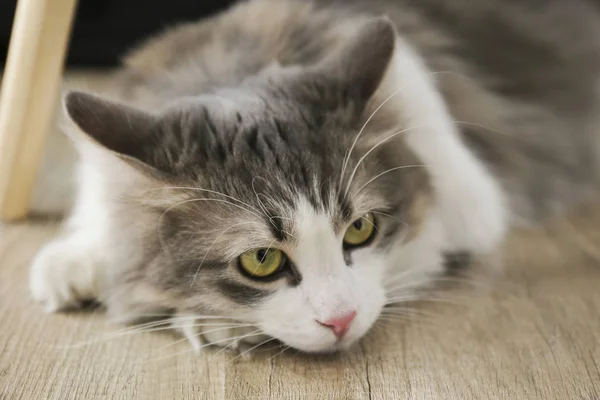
65,18,430,352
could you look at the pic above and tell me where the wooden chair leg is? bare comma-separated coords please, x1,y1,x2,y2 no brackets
0,0,77,221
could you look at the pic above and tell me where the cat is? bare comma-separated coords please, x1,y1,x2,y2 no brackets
29,0,600,354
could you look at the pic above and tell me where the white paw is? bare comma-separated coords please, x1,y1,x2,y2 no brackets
173,316,270,356
30,236,104,312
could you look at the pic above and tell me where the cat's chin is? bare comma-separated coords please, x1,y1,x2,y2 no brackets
274,335,359,354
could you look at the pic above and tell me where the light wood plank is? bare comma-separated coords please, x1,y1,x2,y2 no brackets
0,0,77,221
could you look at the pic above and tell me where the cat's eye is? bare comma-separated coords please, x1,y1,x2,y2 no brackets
343,213,376,248
238,248,285,278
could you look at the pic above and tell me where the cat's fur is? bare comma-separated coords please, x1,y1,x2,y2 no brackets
30,0,600,353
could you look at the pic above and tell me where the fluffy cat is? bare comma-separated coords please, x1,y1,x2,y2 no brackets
30,0,600,353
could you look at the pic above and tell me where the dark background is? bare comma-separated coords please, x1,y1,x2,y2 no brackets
0,0,235,67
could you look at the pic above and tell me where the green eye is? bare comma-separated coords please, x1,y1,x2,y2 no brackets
239,248,284,278
343,213,376,248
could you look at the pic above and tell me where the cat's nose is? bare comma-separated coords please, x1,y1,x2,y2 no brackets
317,311,357,339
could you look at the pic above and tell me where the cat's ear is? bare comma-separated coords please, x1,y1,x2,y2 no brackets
64,91,167,176
65,91,157,156
320,17,396,103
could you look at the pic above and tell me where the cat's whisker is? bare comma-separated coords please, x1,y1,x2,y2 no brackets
160,324,257,353
339,69,495,199
268,215,297,238
384,269,442,289
369,211,407,226
252,176,274,219
140,330,266,364
382,303,446,317
360,215,380,234
338,84,408,197
230,336,279,362
103,320,252,339
209,329,266,359
384,274,504,294
109,313,242,324
451,120,514,138
133,322,254,340
382,258,476,287
385,296,469,306
352,164,425,197
384,264,434,283
51,320,254,349
269,215,294,222
142,186,262,214
343,124,426,198
89,313,244,335
192,221,264,287
156,197,264,261
377,311,444,329
379,309,440,322
384,278,446,293
250,239,278,275
267,344,292,361
386,291,473,308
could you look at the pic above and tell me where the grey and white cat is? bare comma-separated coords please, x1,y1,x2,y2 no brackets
30,0,600,353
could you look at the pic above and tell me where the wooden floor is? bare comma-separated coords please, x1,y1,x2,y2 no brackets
1,203,600,399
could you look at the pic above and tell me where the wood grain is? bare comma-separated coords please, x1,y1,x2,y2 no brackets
1,205,600,399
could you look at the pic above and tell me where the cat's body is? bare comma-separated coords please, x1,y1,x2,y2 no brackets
30,0,600,353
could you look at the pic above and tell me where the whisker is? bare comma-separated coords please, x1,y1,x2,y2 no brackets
385,296,468,306
451,120,514,138
360,215,380,234
385,275,502,294
251,239,278,275
141,330,266,364
143,186,262,214
267,344,291,361
230,337,278,362
159,324,256,353
51,320,253,349
156,197,263,261
338,85,408,196
192,221,264,287
252,176,274,219
352,164,425,197
370,211,407,226
377,312,444,329
209,329,265,359
343,124,425,198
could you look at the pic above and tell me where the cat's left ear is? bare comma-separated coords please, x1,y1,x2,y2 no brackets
318,16,396,104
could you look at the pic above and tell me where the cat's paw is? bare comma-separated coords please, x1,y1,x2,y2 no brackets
30,236,104,312
174,317,270,357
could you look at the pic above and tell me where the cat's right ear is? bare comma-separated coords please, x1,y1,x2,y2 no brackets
64,91,167,176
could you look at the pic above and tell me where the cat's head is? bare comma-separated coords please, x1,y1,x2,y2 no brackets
65,18,431,353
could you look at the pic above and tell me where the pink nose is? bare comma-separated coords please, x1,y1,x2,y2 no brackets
317,311,357,339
